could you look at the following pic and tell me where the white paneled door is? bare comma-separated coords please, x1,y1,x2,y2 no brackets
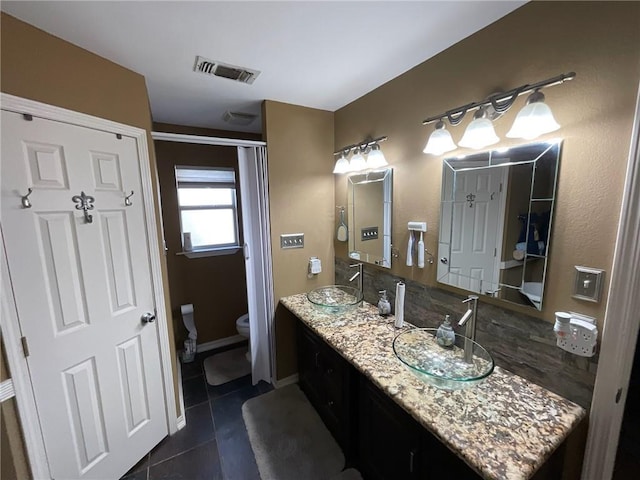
1,111,167,479
449,168,504,294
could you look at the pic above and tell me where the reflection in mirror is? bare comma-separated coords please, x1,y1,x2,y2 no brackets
348,168,393,268
437,141,561,310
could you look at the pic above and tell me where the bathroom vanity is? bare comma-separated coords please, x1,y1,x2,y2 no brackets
281,294,586,480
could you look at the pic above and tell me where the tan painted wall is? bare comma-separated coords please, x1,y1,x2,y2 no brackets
0,13,179,472
153,122,262,348
335,1,640,329
263,101,335,379
155,139,249,346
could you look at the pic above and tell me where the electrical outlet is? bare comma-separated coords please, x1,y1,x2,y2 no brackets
555,315,598,357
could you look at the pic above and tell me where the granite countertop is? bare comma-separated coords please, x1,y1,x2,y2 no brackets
281,293,586,480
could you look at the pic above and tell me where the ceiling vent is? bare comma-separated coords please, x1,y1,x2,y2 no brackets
194,56,260,84
223,111,258,126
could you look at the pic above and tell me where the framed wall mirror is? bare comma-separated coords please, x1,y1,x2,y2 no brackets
437,141,561,310
348,168,393,268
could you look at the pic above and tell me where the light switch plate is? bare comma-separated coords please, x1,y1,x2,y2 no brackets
361,226,379,241
280,233,304,249
572,266,605,303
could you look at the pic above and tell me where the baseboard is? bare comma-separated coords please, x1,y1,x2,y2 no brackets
175,354,186,431
196,334,246,353
273,374,299,389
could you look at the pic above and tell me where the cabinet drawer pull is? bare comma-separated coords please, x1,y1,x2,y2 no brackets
315,352,320,367
326,368,334,375
327,400,335,407
409,449,417,473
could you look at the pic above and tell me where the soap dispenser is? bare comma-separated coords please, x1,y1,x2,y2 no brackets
378,290,391,317
436,315,456,348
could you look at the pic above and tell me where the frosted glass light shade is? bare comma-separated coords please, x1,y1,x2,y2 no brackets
349,151,367,172
507,101,560,140
333,154,350,174
458,117,499,149
423,122,457,155
367,146,388,168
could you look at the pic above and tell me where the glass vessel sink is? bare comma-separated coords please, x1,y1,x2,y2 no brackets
306,285,363,313
393,328,494,390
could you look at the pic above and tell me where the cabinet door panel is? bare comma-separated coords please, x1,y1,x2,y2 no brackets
358,378,422,480
421,432,480,479
297,326,322,406
296,323,356,460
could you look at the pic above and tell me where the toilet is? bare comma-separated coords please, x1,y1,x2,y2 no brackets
236,313,251,362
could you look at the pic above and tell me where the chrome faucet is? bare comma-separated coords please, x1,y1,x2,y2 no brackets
349,263,364,299
458,295,479,363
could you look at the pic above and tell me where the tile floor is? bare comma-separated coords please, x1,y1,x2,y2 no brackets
122,343,272,480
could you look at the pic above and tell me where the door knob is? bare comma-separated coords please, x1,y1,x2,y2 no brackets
141,312,156,324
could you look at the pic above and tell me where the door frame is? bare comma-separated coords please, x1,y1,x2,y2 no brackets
150,131,276,386
582,81,640,478
0,93,177,478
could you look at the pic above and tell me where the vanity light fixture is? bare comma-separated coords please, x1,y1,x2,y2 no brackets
423,120,457,155
421,72,575,155
333,135,388,174
506,90,560,139
349,148,367,172
366,143,389,169
458,106,500,149
333,151,350,174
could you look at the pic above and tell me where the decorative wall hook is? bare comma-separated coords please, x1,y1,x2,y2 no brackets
21,188,33,208
72,191,95,223
423,248,435,265
124,190,134,207
466,193,476,207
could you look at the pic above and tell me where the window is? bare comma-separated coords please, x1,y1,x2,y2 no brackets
175,166,239,252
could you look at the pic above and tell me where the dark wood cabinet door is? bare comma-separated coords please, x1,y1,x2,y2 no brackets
297,324,322,406
296,322,357,460
358,378,423,480
420,431,480,479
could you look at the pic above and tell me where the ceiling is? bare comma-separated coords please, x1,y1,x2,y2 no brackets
2,1,525,133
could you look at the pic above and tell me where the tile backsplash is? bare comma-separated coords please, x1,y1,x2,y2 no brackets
335,258,597,408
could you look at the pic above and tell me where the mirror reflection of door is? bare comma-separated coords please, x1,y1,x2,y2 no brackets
449,168,506,294
438,141,561,311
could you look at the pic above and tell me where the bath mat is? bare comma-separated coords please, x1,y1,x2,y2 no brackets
242,384,345,480
203,347,250,386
